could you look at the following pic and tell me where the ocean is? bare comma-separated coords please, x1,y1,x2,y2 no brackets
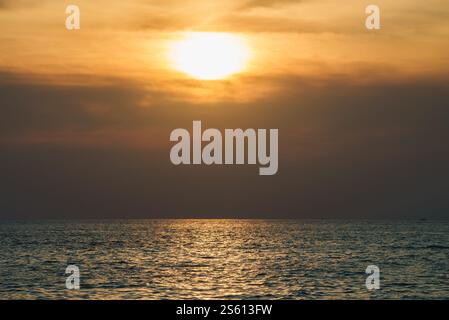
0,219,448,299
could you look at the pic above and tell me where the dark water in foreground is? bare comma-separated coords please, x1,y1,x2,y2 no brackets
0,220,448,299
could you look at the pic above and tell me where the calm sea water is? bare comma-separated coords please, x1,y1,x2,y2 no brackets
0,220,448,299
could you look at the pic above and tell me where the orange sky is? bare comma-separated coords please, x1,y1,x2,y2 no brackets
1,0,448,93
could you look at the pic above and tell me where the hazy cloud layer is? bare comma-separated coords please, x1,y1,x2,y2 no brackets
1,72,448,218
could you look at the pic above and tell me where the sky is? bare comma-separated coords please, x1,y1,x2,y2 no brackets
1,0,449,218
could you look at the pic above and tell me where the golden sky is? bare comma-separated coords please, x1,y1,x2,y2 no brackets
1,0,448,92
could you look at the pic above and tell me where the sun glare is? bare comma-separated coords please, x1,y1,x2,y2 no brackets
169,32,251,80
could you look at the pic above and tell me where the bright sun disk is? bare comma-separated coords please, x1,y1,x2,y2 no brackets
169,32,251,80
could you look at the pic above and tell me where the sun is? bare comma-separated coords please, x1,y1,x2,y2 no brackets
169,32,251,80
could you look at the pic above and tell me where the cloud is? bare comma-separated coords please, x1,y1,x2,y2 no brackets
0,0,41,10
0,0,10,8
240,0,306,9
1,70,449,218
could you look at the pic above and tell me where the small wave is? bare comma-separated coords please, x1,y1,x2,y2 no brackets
425,245,449,250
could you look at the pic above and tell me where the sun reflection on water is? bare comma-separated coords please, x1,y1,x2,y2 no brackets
1,219,448,299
